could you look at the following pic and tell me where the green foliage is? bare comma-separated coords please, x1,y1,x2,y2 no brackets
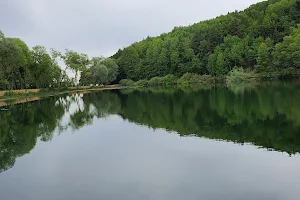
0,30,4,39
0,32,70,90
0,36,31,90
101,58,119,83
135,79,148,86
113,0,300,81
80,58,119,86
0,29,118,91
117,83,300,155
4,91,14,97
177,73,215,85
120,73,216,87
63,50,89,83
92,64,109,85
226,67,252,85
273,25,300,69
2,83,300,172
30,46,62,88
120,79,135,86
148,77,163,86
161,74,178,85
260,67,297,80
256,38,274,72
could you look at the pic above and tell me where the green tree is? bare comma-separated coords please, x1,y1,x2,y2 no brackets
93,65,108,85
111,0,300,80
207,47,229,76
0,36,27,89
256,38,273,72
100,58,119,83
9,38,33,89
118,46,139,80
63,50,89,84
273,25,300,69
30,46,57,88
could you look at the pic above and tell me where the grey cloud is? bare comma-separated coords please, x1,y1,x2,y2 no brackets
0,0,263,57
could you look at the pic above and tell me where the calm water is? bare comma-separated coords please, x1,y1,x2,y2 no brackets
1,83,300,200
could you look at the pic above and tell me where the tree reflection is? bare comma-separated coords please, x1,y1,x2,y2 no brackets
1,82,300,172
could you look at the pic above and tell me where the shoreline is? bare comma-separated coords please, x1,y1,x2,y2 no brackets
0,85,122,105
1,79,300,107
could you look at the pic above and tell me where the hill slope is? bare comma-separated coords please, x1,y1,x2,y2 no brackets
112,0,300,81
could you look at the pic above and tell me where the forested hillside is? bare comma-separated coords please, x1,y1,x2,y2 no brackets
1,0,299,90
112,0,300,81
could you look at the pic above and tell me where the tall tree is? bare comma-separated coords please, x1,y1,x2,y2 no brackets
63,50,89,84
30,46,57,88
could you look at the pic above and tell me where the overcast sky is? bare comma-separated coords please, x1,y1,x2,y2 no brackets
0,0,263,57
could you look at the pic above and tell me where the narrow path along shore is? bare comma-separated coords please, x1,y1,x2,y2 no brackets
0,85,122,106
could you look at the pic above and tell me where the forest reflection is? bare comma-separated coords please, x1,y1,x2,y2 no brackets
1,82,300,173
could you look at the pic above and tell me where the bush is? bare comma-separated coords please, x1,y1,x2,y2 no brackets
148,77,163,86
259,72,277,80
226,67,252,85
177,73,215,85
120,79,135,86
198,75,215,84
177,73,195,85
161,74,178,85
278,67,297,79
4,91,14,97
259,68,297,80
135,79,148,86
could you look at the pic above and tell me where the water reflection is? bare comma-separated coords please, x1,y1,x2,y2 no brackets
1,82,300,173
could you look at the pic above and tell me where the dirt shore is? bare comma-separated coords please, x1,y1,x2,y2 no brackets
0,85,122,105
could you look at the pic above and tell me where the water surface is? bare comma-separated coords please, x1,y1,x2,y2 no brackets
1,83,300,200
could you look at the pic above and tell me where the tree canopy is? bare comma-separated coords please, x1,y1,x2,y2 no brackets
0,32,119,90
80,58,119,85
112,0,300,81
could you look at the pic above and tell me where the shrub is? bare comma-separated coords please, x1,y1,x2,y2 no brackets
148,77,163,86
161,74,178,85
177,73,215,85
198,75,215,84
4,91,14,97
259,72,277,80
120,79,135,86
177,73,194,85
259,68,297,80
226,67,252,85
135,79,148,87
278,67,297,79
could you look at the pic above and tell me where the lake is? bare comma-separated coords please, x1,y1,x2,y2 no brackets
1,82,300,200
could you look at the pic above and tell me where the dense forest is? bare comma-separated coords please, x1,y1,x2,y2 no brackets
1,0,300,90
2,83,300,172
0,31,119,90
113,0,300,81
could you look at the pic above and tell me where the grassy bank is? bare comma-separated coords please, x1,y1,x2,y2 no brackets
0,85,122,102
119,69,300,88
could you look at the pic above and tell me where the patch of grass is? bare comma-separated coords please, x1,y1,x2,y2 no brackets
4,91,14,97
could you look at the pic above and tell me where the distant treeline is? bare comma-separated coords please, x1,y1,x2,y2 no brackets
112,0,300,81
0,31,119,90
2,0,300,90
